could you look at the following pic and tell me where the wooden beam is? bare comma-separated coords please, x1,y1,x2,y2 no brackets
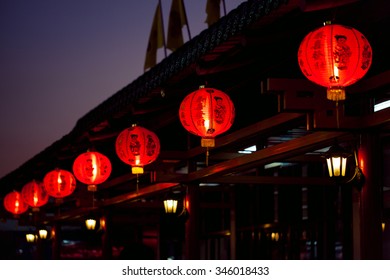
203,175,333,186
188,112,306,158
175,131,349,183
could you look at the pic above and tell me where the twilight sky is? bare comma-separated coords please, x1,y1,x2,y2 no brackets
0,0,246,179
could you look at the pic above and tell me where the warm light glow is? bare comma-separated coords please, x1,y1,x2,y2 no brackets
57,172,62,194
4,191,29,215
298,23,372,101
204,119,210,131
132,166,144,174
185,197,189,210
85,218,97,230
39,229,48,239
90,153,97,181
26,234,36,243
325,144,349,178
382,223,386,232
333,157,341,176
33,193,38,205
164,199,178,214
179,86,235,148
271,232,280,242
326,158,333,177
115,125,160,175
333,65,339,80
341,157,347,176
328,156,347,177
43,168,77,199
100,217,106,230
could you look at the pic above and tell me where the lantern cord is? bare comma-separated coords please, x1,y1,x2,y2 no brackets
136,174,139,194
336,101,340,129
206,147,209,167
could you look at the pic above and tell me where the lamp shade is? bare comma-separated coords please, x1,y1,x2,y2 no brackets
115,124,160,174
21,180,49,211
3,191,29,215
26,233,37,243
39,229,48,239
43,168,77,199
164,199,178,214
179,86,235,147
324,144,350,177
298,23,372,101
73,151,112,191
85,218,97,230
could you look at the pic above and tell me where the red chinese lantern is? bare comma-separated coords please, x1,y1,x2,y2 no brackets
179,85,235,148
43,168,77,200
3,191,29,216
21,180,49,211
298,22,372,101
115,124,160,174
73,151,112,191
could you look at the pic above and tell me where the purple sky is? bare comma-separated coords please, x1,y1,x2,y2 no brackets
0,0,245,179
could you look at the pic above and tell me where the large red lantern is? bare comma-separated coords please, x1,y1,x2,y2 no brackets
43,168,77,200
3,191,29,216
115,124,160,174
73,151,112,191
21,180,49,211
298,22,372,101
179,86,235,147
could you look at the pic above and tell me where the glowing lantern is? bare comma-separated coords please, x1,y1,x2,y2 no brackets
3,191,29,216
39,229,48,239
164,199,178,214
85,218,97,230
26,233,37,243
21,180,49,211
115,124,160,174
73,151,112,191
298,22,372,101
179,86,235,148
43,168,77,200
324,144,350,178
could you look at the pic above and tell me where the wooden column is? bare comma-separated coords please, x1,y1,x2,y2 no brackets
51,223,61,259
359,132,383,259
101,212,112,259
229,187,236,259
184,184,200,259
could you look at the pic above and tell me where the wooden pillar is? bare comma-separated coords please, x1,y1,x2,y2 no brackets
101,212,112,259
229,188,236,259
51,223,61,259
358,132,383,259
184,184,200,259
324,185,337,259
341,184,353,259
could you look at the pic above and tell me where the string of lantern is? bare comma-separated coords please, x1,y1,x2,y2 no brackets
2,20,373,228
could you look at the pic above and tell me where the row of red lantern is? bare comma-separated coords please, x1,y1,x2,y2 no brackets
3,85,236,216
3,169,78,216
